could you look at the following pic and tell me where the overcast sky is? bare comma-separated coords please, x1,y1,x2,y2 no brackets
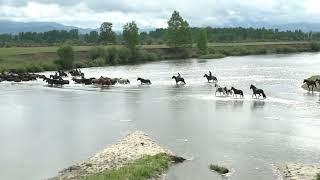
0,0,319,30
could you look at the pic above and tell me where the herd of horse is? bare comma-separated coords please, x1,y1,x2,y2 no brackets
0,69,269,99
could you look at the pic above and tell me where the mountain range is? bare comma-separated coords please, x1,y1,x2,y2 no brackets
0,20,320,34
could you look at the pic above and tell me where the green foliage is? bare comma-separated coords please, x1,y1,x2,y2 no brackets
100,22,116,44
310,41,320,51
166,11,192,48
136,49,159,62
123,21,139,51
197,29,208,53
105,47,119,65
88,46,106,60
275,46,298,53
83,153,171,180
316,173,320,180
55,45,75,69
209,164,229,174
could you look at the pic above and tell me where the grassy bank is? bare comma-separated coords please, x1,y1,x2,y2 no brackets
83,153,171,180
0,41,319,73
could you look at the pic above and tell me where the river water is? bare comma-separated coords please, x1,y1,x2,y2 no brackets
0,53,320,180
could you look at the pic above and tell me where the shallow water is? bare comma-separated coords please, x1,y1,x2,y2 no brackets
0,53,320,180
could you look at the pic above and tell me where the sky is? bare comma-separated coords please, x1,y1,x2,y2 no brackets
0,0,320,30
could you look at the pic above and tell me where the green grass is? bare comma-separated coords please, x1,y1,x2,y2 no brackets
83,153,171,180
316,173,320,180
209,164,229,174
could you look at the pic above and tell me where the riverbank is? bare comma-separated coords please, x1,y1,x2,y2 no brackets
0,41,319,73
50,131,185,180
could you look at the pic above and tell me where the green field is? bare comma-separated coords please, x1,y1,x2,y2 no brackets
0,41,318,73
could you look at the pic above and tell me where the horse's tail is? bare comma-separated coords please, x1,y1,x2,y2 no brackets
262,91,267,99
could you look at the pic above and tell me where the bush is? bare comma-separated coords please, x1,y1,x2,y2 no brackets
316,173,320,180
74,61,87,68
275,46,298,53
41,63,57,71
310,42,320,52
118,47,131,64
89,46,106,60
25,64,44,73
55,45,75,69
105,47,119,65
209,164,229,174
199,53,226,59
136,49,159,62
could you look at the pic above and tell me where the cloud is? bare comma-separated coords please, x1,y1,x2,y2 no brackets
0,0,319,29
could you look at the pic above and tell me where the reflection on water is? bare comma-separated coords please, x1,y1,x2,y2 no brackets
0,53,320,180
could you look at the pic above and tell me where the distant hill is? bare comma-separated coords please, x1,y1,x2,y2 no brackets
0,20,95,34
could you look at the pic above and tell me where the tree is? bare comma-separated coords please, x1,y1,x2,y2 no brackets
56,45,74,69
123,21,139,51
100,22,116,44
197,29,208,53
166,10,192,48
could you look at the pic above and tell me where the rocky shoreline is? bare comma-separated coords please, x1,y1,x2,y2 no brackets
50,131,184,180
274,163,320,180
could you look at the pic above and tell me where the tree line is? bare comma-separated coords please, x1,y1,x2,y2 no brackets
1,10,320,49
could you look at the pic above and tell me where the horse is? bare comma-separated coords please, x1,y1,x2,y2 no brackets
303,79,317,92
172,76,186,84
250,85,266,99
137,77,152,85
203,74,218,83
215,84,226,96
57,70,68,77
50,74,60,80
231,87,244,98
95,78,113,86
224,87,233,97
117,78,130,85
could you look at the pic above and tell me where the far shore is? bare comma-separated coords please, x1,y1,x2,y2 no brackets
0,41,319,73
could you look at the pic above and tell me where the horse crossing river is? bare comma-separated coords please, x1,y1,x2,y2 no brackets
0,53,320,180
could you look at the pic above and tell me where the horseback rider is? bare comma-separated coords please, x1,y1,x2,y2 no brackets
177,73,181,78
209,71,212,77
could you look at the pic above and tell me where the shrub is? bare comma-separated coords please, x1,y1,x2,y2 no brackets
310,42,320,52
275,46,297,53
41,63,57,71
105,47,119,65
199,53,226,59
74,61,87,68
92,58,105,67
316,173,320,180
209,164,229,174
118,47,131,64
26,64,44,73
55,45,75,69
88,46,106,60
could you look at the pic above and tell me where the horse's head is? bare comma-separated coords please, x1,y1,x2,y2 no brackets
203,74,207,78
127,79,130,84
303,79,308,83
231,87,234,90
172,76,176,79
250,85,255,90
137,77,140,81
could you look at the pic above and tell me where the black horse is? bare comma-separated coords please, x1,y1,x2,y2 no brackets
203,74,218,83
50,73,60,80
250,85,266,99
57,70,68,77
231,87,244,98
137,77,152,85
224,87,233,97
172,76,186,84
303,79,317,92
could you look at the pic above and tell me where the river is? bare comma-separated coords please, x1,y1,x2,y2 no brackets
0,53,320,180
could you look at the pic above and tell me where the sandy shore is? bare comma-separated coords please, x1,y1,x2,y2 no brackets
50,131,178,180
274,163,320,180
